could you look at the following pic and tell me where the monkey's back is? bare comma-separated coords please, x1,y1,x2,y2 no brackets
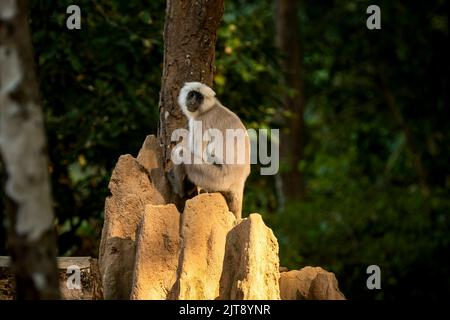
186,102,250,191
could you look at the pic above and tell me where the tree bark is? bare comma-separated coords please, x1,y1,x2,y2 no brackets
0,0,60,299
275,0,306,201
158,0,224,200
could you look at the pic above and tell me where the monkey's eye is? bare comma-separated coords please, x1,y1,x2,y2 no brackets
187,90,203,102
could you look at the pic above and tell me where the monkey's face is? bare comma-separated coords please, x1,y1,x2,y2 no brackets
186,90,204,112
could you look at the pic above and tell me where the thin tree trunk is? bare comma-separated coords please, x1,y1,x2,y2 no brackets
0,0,60,299
379,76,430,197
275,0,306,201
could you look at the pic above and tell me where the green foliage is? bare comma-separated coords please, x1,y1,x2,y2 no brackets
265,0,449,299
215,0,283,125
29,0,165,255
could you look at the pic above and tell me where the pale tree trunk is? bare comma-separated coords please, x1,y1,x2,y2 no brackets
0,0,60,299
275,0,306,202
158,0,224,202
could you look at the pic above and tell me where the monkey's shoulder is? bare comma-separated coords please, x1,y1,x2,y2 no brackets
202,103,246,131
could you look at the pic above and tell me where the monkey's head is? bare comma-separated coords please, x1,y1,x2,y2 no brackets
178,82,216,118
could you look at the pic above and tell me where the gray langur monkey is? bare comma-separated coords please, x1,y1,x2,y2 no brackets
175,82,250,220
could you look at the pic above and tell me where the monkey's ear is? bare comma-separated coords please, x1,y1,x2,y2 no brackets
200,85,216,98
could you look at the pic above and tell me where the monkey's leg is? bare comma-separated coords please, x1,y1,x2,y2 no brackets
185,161,227,191
167,163,186,197
222,190,242,220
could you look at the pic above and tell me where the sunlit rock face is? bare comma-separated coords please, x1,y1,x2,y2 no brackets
99,135,166,299
219,213,281,300
172,193,236,300
279,267,346,300
98,135,345,300
131,204,180,300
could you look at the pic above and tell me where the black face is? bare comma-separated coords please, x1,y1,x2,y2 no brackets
186,90,204,112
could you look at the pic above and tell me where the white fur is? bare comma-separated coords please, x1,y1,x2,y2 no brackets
178,82,216,118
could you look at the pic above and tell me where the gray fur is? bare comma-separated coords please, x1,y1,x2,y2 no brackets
178,82,250,219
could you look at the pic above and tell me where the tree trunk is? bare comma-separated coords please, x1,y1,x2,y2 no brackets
158,0,224,200
0,0,60,299
378,76,430,197
275,0,306,201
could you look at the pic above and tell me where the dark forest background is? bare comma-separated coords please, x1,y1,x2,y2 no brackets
0,0,448,299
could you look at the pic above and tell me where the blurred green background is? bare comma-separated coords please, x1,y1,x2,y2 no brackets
0,0,448,299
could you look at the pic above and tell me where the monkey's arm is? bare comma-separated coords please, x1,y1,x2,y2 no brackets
185,153,230,191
